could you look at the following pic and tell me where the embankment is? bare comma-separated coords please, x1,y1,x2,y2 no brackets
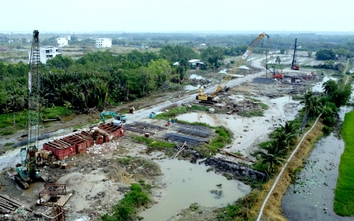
248,119,324,221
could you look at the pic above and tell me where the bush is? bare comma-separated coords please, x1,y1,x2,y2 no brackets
102,182,150,221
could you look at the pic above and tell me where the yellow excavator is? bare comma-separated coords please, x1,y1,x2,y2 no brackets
196,32,269,103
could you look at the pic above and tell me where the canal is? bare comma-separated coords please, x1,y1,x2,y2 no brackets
282,103,354,220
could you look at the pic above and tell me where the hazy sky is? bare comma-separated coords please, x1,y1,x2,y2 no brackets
2,0,353,33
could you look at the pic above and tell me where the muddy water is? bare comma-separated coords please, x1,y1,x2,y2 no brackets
282,106,354,221
176,95,301,155
312,75,337,92
140,159,250,221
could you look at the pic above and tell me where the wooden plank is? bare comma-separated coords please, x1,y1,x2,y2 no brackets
0,194,32,212
217,148,254,162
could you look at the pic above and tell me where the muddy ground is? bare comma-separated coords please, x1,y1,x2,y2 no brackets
0,58,323,221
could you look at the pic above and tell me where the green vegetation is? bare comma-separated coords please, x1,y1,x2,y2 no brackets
0,110,27,132
253,120,298,175
215,190,259,221
334,111,354,216
259,103,269,110
118,156,133,165
155,105,209,120
251,85,349,177
205,126,233,154
315,49,336,60
151,104,233,154
41,106,71,119
238,110,264,117
102,182,150,221
245,97,269,110
0,106,74,135
5,142,14,146
0,46,193,114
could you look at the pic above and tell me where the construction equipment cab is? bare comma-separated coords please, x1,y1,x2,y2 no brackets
100,111,127,123
196,32,269,103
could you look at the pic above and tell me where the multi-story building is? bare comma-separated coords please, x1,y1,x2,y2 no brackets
29,46,62,64
56,37,69,47
95,38,112,48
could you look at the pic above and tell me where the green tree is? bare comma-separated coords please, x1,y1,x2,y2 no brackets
316,49,336,60
47,55,74,70
322,79,338,96
270,121,297,154
200,46,225,69
300,91,323,131
159,45,198,62
254,140,283,174
308,50,312,57
148,59,172,88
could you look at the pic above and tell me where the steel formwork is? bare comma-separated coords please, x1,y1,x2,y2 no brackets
43,123,124,160
164,133,209,146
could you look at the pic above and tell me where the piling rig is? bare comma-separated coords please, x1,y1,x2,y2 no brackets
15,30,42,189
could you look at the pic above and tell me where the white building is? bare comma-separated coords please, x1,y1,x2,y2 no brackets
188,59,204,68
95,38,112,48
57,37,69,47
29,46,62,64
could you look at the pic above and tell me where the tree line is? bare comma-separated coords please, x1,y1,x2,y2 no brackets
1,41,353,115
0,43,257,114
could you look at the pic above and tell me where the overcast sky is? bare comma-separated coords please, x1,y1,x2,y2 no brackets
2,0,353,33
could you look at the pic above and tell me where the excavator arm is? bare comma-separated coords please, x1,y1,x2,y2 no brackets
100,111,117,123
100,111,127,123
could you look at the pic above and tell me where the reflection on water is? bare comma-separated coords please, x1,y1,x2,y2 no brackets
140,159,250,221
282,106,354,221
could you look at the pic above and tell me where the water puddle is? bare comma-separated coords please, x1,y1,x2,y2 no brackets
184,85,200,91
189,74,204,80
176,95,301,155
312,76,337,92
140,159,250,221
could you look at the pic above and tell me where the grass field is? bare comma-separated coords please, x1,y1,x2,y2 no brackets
334,111,354,216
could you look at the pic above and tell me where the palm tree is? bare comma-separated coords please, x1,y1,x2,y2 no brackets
64,101,72,115
255,150,283,175
300,91,323,131
255,141,283,174
270,121,298,154
322,79,338,96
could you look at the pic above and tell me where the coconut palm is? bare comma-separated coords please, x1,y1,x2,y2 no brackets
255,140,283,174
300,91,323,131
322,79,338,96
270,121,298,154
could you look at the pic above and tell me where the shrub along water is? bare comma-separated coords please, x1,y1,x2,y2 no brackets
102,181,151,221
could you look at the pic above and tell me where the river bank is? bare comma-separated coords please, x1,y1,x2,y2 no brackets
248,119,325,220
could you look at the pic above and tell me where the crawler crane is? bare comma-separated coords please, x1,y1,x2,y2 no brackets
196,32,269,103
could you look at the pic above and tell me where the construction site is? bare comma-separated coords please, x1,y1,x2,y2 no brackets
0,31,332,221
